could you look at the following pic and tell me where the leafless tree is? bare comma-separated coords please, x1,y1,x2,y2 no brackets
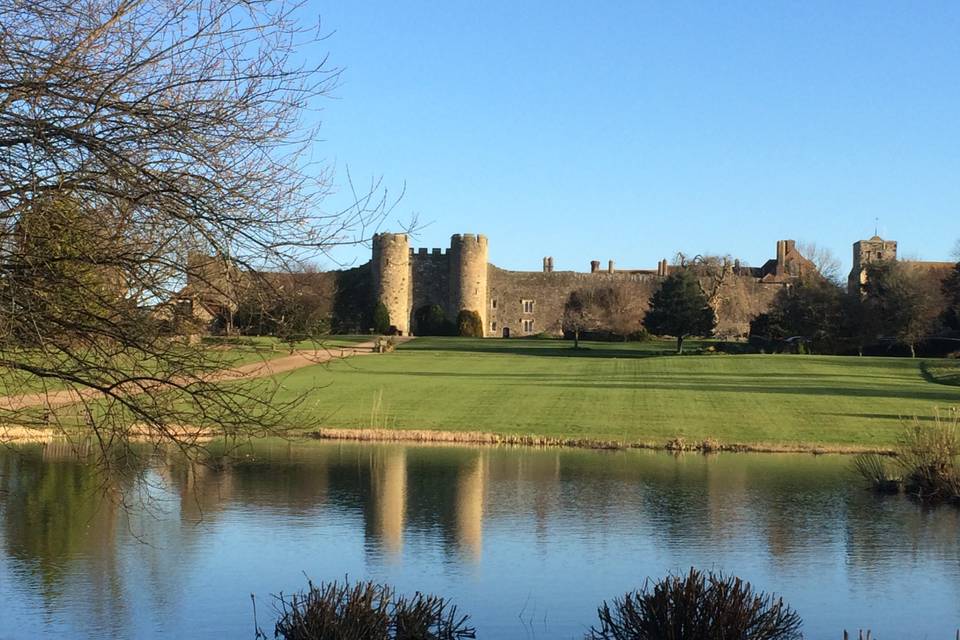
562,287,643,346
797,241,842,284
674,253,736,309
0,0,396,480
562,290,602,348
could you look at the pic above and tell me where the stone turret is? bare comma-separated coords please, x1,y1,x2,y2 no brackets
449,234,488,335
848,235,897,292
372,232,411,334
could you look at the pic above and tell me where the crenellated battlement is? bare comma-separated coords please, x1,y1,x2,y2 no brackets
183,228,953,340
450,233,488,247
411,247,449,256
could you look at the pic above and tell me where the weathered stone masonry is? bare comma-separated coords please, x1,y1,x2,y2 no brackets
368,232,813,338
183,232,952,338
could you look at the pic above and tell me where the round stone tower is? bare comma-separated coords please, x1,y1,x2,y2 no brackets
449,233,489,335
371,232,411,334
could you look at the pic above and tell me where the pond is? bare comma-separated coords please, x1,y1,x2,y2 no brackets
1,440,959,638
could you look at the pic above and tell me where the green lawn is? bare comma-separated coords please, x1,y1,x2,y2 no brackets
267,337,960,449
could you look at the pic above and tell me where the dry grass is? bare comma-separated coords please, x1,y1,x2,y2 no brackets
308,428,896,455
0,425,58,443
0,423,215,444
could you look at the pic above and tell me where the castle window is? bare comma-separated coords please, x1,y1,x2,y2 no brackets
523,319,534,333
491,321,497,332
522,299,534,313
491,299,497,309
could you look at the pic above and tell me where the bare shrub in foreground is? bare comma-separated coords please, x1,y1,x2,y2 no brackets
272,578,475,640
586,568,802,640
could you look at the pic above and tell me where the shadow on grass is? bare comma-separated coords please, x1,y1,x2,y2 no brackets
398,337,710,359
818,412,941,422
920,360,960,388
531,381,960,403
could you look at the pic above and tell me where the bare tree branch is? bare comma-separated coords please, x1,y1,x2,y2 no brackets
0,0,393,484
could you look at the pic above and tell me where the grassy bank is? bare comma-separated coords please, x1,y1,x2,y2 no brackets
267,337,960,450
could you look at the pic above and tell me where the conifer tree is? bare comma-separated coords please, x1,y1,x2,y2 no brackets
373,303,392,335
644,271,716,354
942,262,960,332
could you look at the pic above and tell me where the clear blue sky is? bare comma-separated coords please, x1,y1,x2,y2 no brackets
307,2,959,274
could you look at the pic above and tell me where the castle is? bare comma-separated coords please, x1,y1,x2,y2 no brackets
847,235,954,292
369,233,815,338
178,232,954,339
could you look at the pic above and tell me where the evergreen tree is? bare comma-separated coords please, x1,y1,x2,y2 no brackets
414,304,454,336
942,262,960,332
752,276,844,352
373,302,391,335
644,270,716,353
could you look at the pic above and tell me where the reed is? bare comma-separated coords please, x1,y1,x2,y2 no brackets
852,454,901,494
895,408,960,503
0,425,57,443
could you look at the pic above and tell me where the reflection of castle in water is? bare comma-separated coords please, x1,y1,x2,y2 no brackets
6,441,960,637
455,453,486,560
371,448,406,558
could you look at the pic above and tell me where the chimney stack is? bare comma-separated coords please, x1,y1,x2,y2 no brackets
590,260,600,273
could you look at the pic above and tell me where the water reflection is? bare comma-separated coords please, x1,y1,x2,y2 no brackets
1,441,960,637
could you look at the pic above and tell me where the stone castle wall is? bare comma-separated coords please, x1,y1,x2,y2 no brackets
362,232,799,337
488,267,780,338
410,248,451,325
488,268,660,337
184,231,955,339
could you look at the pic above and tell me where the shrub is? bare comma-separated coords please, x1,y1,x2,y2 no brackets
854,408,960,504
586,568,802,640
456,310,483,338
414,304,455,336
373,303,391,335
895,408,960,502
272,578,475,640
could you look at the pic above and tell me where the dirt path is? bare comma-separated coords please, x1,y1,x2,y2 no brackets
0,338,411,411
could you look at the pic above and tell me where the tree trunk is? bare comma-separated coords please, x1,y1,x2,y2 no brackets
574,329,580,349
910,342,916,358
676,335,683,354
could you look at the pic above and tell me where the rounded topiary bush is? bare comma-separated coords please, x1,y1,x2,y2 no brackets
456,309,483,338
587,568,802,640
